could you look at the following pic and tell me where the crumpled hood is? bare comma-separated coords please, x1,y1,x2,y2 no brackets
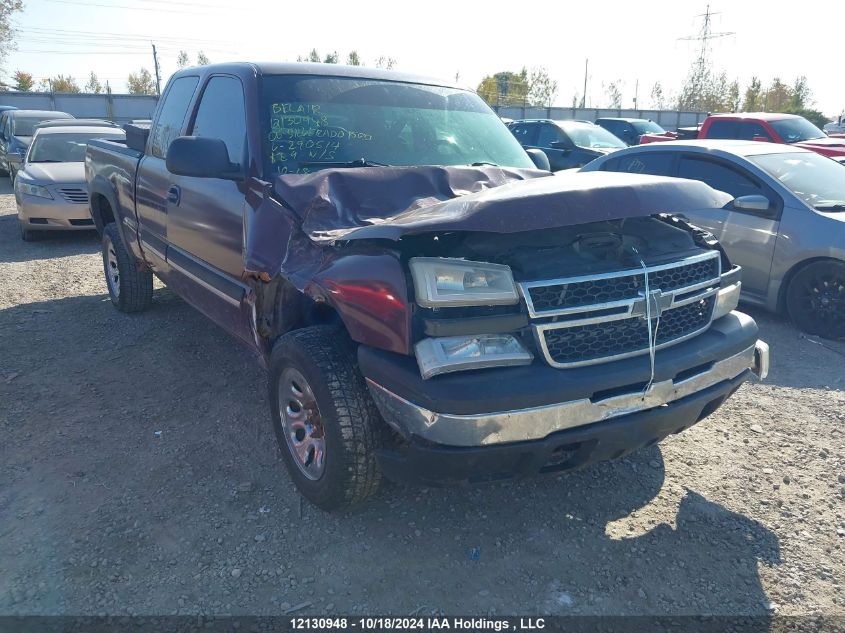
272,165,732,243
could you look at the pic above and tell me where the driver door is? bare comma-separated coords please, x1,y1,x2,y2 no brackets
676,155,781,299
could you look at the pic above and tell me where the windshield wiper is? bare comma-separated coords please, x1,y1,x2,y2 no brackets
30,159,62,163
471,161,499,167
298,158,391,168
815,203,845,211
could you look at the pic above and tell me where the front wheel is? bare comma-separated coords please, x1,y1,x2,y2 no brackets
269,326,383,510
786,260,845,340
101,223,153,313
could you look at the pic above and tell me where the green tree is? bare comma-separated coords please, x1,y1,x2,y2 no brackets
306,48,320,63
726,79,740,112
177,50,190,68
604,80,623,108
650,82,666,110
196,51,209,65
323,51,339,64
0,0,23,71
527,66,558,107
127,68,156,95
763,78,792,111
51,74,80,93
85,71,103,93
790,75,811,110
476,69,529,107
742,76,762,111
346,50,362,66
12,69,33,91
374,56,396,70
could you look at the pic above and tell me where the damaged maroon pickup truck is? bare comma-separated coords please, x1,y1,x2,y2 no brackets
85,63,769,510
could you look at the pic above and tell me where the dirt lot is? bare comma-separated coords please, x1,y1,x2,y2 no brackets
1,179,844,618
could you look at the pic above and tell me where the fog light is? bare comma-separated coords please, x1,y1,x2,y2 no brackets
415,334,533,379
713,282,741,320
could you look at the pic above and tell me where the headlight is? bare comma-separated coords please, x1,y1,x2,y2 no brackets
410,257,519,307
415,334,533,379
712,282,741,320
16,181,53,199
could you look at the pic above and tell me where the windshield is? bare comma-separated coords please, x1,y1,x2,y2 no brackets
769,117,826,143
750,151,845,210
28,132,124,163
260,75,534,176
559,122,627,150
632,120,666,134
13,117,66,137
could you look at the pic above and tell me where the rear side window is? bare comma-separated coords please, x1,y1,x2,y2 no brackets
150,76,199,159
509,123,536,146
610,152,674,176
678,156,763,199
190,76,247,164
706,120,740,139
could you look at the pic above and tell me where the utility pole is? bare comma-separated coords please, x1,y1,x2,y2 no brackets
633,79,639,109
151,42,161,96
581,58,588,109
678,5,734,106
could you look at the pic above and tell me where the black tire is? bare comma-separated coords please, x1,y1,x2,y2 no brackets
101,223,153,313
19,222,36,242
786,260,845,340
269,326,382,510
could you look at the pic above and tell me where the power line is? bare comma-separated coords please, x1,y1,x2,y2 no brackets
41,0,229,15
16,25,240,44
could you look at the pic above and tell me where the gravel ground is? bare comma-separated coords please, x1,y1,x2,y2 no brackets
1,179,844,618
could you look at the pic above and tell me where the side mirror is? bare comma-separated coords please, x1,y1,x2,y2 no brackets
752,136,770,143
166,136,241,180
732,195,771,212
525,148,551,171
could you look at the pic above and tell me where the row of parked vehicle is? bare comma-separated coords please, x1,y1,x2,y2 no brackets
505,114,845,341
0,107,131,240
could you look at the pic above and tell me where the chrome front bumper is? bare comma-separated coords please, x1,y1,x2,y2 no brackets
367,340,769,447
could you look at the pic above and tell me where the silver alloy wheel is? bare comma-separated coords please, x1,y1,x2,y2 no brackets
278,367,326,480
104,235,120,299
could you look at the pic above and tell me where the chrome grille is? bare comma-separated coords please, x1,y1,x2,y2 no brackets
520,251,721,369
57,188,88,204
539,296,715,367
523,252,720,317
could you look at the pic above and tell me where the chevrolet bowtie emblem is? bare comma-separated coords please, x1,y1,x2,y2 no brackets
634,289,673,319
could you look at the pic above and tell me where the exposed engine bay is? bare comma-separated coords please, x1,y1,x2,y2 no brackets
397,216,708,282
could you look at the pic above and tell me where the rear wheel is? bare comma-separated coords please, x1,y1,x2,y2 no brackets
269,326,382,510
786,260,845,340
101,223,153,313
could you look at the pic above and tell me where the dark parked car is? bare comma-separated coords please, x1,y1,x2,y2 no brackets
0,109,74,180
507,119,626,170
595,117,674,146
583,140,845,339
85,63,767,509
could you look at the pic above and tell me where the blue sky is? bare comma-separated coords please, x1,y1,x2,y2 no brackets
4,0,843,117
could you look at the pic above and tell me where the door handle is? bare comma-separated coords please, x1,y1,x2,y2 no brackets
167,185,181,206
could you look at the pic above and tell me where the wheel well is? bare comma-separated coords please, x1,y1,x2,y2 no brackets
90,193,115,234
777,256,842,312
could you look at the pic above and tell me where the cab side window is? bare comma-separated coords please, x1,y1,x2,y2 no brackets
509,123,536,147
150,76,199,159
190,76,247,165
536,123,565,148
737,122,773,141
706,120,740,139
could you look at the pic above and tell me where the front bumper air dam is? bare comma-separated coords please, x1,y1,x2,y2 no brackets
374,369,752,486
